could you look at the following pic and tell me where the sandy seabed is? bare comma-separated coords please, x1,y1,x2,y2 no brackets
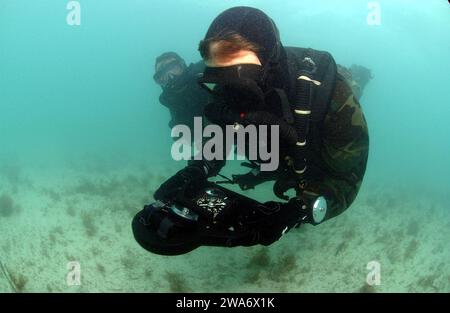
1,160,449,293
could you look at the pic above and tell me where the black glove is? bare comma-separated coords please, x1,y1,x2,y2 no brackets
232,172,264,191
273,170,301,201
256,198,307,246
232,162,278,191
154,165,207,202
204,100,242,126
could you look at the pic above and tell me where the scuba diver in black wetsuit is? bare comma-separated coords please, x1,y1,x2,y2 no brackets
154,52,210,131
133,7,370,256
154,56,371,190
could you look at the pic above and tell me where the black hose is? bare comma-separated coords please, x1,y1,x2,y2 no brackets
244,111,298,145
205,101,299,145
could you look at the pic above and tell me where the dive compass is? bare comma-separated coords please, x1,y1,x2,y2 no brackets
195,188,231,221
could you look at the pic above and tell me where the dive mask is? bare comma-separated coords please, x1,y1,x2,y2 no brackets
198,64,266,111
153,60,184,88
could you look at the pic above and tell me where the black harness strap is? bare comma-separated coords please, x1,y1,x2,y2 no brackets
293,53,318,176
273,88,295,124
287,48,337,183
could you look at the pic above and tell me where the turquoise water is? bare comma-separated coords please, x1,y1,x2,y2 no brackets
0,0,449,292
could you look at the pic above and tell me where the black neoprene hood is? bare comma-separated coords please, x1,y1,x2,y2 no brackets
203,6,282,68
155,52,186,71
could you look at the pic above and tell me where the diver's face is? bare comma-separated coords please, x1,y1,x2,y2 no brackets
205,44,261,67
201,47,265,111
154,58,184,88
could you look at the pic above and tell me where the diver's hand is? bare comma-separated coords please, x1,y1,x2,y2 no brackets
154,165,207,202
273,172,300,201
257,198,307,246
204,101,242,126
233,163,278,191
232,172,259,190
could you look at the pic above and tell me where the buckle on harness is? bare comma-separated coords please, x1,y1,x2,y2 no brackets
295,109,312,115
302,57,318,74
295,166,307,175
297,75,322,86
